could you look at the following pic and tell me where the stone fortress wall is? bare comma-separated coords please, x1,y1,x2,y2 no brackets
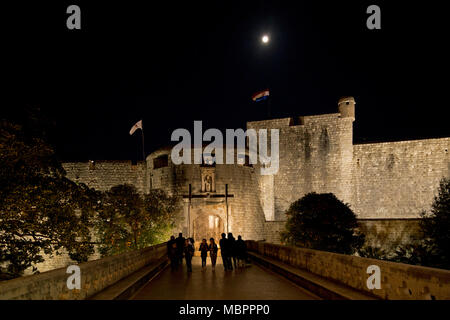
247,97,355,221
50,97,449,271
63,160,147,193
247,97,450,220
246,97,449,245
353,138,450,219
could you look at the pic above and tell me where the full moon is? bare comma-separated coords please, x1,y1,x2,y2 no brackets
262,35,269,44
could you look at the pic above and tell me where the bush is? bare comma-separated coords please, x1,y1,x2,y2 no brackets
357,245,391,260
391,241,441,267
281,192,364,254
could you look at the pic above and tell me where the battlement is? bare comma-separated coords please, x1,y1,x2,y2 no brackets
247,113,344,130
247,97,355,130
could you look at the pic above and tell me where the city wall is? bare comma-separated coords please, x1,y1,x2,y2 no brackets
63,160,147,193
353,138,450,218
247,113,354,221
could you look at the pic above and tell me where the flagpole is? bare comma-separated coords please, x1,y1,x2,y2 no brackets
130,120,148,192
141,121,148,194
141,121,146,162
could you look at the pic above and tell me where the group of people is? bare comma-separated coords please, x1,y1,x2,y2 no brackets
167,233,196,272
219,233,247,271
166,232,247,273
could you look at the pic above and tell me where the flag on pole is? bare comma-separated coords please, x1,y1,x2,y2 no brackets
252,89,270,102
129,120,143,135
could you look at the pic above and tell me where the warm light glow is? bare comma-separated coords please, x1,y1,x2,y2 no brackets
262,35,269,43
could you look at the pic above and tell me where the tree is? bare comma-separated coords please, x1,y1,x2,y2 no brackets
95,184,142,256
281,192,365,254
141,189,180,245
96,185,179,256
421,177,450,268
393,178,450,269
0,119,96,280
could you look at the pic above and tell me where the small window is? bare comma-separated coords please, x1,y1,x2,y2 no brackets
153,154,169,169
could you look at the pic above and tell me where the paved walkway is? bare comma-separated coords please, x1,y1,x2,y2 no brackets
131,257,319,300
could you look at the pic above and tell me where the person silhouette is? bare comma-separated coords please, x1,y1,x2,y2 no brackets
236,235,247,268
184,238,195,272
228,233,237,269
167,235,178,270
176,233,185,266
219,233,230,271
208,238,218,270
199,239,209,269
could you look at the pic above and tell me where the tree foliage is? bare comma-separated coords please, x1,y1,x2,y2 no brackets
421,177,450,267
1,114,181,280
392,178,450,269
0,119,97,280
96,185,179,257
357,245,390,260
142,188,179,245
281,192,365,254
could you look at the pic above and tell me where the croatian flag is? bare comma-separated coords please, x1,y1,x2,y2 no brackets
252,89,270,102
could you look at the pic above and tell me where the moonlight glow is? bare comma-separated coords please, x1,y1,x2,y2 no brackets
262,35,269,43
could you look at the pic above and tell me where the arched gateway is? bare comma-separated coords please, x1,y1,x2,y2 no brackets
193,213,224,243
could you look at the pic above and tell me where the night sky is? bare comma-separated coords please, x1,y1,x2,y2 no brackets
3,1,449,163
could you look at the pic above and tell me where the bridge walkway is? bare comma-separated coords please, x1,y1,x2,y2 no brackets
130,257,320,300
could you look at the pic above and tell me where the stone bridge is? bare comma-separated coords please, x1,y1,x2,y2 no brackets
1,241,449,300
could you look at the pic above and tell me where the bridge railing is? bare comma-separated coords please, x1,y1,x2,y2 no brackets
246,240,450,300
0,243,167,300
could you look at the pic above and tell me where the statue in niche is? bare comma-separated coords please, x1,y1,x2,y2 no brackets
201,167,215,193
203,174,212,192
